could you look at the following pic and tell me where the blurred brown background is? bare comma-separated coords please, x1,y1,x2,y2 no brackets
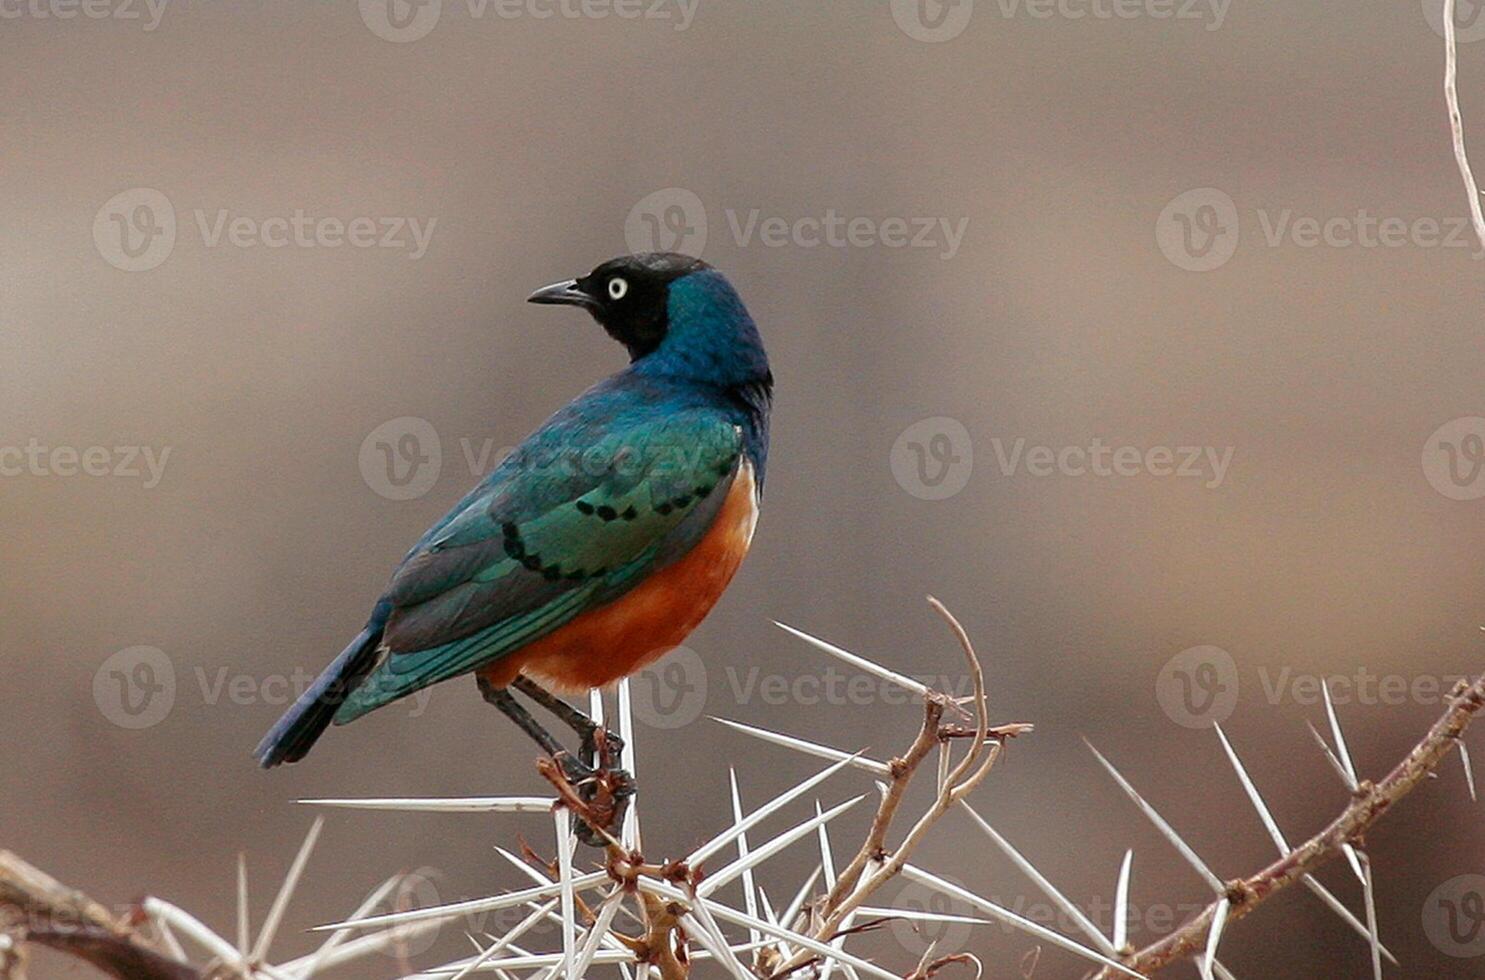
5,1,1485,976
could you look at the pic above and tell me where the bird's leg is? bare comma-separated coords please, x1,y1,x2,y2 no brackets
512,675,625,771
477,676,572,763
478,676,630,847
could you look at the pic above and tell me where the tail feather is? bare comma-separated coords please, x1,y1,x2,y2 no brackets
253,624,384,768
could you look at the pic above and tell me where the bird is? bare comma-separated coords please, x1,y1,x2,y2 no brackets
254,252,772,836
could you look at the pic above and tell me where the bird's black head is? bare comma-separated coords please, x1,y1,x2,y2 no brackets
527,252,710,361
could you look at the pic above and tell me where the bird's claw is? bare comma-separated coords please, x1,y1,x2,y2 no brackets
552,750,635,847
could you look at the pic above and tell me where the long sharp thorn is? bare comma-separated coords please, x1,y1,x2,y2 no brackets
782,866,823,932
1200,898,1229,980
1299,874,1398,964
959,801,1115,954
773,621,932,698
554,809,576,980
236,853,249,958
728,768,761,947
900,865,1147,979
1321,681,1359,789
689,753,862,865
1084,740,1224,894
1306,722,1353,787
711,717,890,775
1113,850,1134,951
617,676,641,849
251,816,324,962
1214,723,1290,853
698,796,864,898
1360,853,1383,980
299,796,553,813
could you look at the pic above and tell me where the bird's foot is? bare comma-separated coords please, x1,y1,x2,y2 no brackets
549,750,636,848
579,726,625,771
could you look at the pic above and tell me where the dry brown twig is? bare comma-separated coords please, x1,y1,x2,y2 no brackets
763,597,1024,978
0,851,198,980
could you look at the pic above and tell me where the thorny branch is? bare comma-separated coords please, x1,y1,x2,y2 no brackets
764,597,1023,979
1091,672,1485,979
0,851,198,980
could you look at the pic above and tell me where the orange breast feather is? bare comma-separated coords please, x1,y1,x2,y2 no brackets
480,461,759,693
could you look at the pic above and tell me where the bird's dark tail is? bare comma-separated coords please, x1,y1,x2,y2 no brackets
254,623,384,768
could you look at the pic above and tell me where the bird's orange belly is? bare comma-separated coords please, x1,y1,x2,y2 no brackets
480,461,759,693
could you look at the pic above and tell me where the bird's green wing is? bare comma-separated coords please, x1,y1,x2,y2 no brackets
335,409,742,721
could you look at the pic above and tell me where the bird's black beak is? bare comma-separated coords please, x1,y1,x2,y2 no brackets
527,278,599,311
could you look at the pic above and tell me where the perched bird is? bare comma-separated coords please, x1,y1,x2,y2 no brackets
255,253,772,819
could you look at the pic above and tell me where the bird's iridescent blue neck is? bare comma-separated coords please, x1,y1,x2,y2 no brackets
633,268,771,389
634,268,772,484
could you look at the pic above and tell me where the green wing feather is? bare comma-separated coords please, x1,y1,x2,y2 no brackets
334,410,742,722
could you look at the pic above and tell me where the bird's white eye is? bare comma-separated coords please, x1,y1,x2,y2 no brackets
607,277,628,300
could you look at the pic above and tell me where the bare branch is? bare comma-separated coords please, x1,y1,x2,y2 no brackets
1092,672,1485,978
